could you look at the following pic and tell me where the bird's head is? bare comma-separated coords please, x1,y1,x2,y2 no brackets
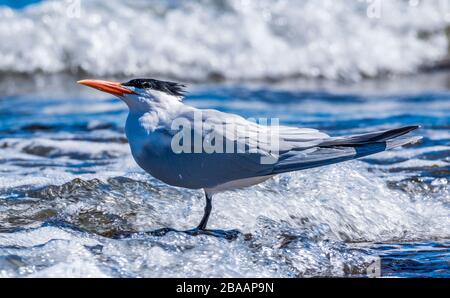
77,78,186,111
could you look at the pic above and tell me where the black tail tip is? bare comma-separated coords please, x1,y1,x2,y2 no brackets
406,125,421,131
397,125,420,134
383,125,420,140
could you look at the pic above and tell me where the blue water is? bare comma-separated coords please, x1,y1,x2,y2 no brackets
372,242,450,278
0,74,448,277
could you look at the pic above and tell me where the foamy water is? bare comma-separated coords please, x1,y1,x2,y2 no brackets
0,0,449,81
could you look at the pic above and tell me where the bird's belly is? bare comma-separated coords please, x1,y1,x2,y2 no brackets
207,175,274,193
132,151,187,188
132,145,269,190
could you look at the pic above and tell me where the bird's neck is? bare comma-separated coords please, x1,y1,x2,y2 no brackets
127,94,186,135
127,91,183,115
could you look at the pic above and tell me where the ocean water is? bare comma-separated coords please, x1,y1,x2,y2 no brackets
0,0,449,278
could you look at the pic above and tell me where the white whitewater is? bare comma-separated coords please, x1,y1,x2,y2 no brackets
0,0,448,80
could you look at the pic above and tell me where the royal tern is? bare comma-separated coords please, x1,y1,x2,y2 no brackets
78,78,420,237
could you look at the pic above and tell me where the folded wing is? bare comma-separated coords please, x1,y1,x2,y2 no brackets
171,108,420,181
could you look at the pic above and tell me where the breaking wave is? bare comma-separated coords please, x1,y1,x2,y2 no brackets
0,162,448,277
0,0,449,81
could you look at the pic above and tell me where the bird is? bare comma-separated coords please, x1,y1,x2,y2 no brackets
78,78,421,237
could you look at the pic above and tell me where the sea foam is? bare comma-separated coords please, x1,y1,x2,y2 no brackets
0,0,448,81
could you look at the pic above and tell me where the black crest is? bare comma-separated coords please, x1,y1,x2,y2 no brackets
122,78,186,97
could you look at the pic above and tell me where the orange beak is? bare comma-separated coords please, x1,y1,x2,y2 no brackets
77,79,133,96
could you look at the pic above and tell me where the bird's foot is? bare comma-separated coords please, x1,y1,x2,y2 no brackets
183,228,241,240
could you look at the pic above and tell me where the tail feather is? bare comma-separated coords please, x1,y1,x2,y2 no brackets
272,126,421,175
318,125,419,147
385,135,422,150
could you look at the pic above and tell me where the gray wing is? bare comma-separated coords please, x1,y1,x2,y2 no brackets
167,108,419,184
195,112,420,177
191,109,329,153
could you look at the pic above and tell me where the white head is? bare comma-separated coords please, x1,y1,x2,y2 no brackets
77,78,186,112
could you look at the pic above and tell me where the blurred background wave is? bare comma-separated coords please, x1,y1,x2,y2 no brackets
0,0,449,81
